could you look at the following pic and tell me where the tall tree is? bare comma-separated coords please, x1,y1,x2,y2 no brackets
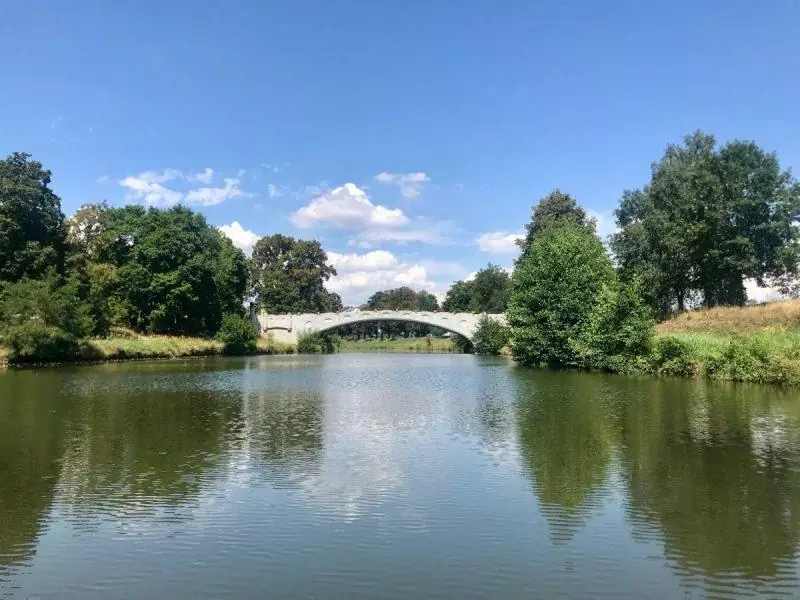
518,190,594,257
613,131,800,314
441,280,473,312
0,152,66,282
469,263,512,313
249,234,336,314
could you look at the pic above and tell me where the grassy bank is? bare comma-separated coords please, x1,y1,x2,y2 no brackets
652,301,800,386
1,332,297,366
338,337,462,353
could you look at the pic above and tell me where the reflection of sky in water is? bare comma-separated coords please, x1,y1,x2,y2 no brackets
4,356,800,598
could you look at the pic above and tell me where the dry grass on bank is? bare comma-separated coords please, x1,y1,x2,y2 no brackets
655,299,800,336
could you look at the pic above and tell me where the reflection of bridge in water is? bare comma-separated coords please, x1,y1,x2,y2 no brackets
251,309,506,344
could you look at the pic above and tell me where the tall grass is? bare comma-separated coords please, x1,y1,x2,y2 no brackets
656,299,800,336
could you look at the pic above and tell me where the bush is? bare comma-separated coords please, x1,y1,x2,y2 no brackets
651,335,696,377
472,316,511,355
297,331,341,353
0,274,94,362
215,313,258,355
508,223,614,367
572,280,654,373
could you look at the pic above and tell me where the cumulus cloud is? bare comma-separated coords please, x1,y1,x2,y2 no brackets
291,183,408,230
189,168,214,184
120,174,184,207
374,171,431,198
353,218,460,248
475,231,523,253
185,178,251,206
218,221,260,256
120,169,252,208
325,249,452,305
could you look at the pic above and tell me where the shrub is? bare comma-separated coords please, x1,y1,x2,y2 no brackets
0,274,94,362
508,223,614,367
215,313,258,355
572,280,654,373
472,316,511,355
297,331,341,353
651,336,696,376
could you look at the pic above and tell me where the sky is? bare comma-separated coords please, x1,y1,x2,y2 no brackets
2,0,799,305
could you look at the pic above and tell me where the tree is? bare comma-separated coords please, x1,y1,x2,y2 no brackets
92,205,247,335
249,234,336,314
612,131,800,315
472,316,510,355
0,152,66,282
215,313,258,355
518,190,594,257
469,263,511,313
508,223,615,367
441,280,473,312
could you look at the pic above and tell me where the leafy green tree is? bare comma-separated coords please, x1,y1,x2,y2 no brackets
441,280,473,312
0,273,94,361
518,190,594,257
215,313,258,355
472,316,510,355
469,263,511,313
249,234,336,314
613,131,800,314
0,152,66,282
572,279,654,373
92,205,247,335
508,223,614,367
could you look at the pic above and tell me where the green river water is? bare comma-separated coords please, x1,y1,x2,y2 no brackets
1,353,800,598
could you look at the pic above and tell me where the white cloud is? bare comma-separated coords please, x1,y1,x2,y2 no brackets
189,168,214,184
325,249,454,305
588,210,618,240
136,169,183,184
218,221,260,256
120,169,252,207
120,175,184,207
475,231,523,253
268,184,283,198
353,218,459,248
374,171,431,198
292,183,408,230
184,178,251,206
96,175,109,184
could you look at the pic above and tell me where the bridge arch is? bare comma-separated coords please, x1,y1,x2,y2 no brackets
252,310,505,344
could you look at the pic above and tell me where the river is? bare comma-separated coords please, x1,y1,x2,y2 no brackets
1,354,800,598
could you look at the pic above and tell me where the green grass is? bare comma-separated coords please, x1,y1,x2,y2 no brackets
338,337,461,353
87,335,225,360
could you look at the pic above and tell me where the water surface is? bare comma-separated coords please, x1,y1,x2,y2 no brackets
2,354,800,598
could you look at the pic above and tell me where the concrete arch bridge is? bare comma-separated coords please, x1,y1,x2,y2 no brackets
252,310,506,344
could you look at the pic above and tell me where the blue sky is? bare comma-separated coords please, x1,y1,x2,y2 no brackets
2,0,799,304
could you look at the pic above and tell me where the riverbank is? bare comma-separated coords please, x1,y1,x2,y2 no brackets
652,300,800,386
0,333,296,367
338,337,461,353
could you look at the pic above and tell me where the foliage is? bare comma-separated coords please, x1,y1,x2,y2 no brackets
441,280,472,312
86,204,247,335
441,264,512,314
0,274,94,361
0,152,66,283
518,190,595,257
612,131,800,316
472,316,511,355
650,335,697,377
572,280,654,373
249,234,336,314
508,223,614,367
297,330,341,353
215,313,258,355
469,264,512,313
338,287,442,340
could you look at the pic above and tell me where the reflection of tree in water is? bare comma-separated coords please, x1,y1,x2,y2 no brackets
619,377,800,580
0,374,74,576
57,390,241,520
514,370,616,543
241,389,324,488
